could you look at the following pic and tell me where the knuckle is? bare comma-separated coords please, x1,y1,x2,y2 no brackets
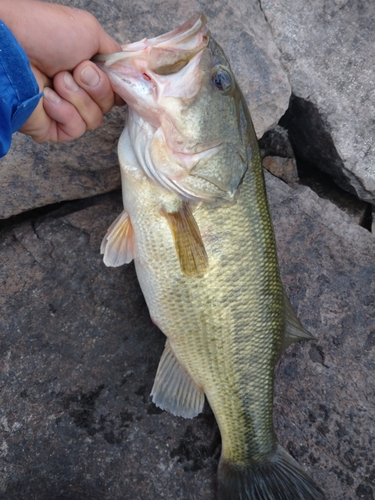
86,112,103,131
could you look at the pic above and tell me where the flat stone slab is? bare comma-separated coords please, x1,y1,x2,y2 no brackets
1,173,374,499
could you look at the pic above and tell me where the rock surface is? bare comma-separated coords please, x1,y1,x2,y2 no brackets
0,0,290,219
1,2,375,499
1,174,374,499
0,113,123,219
261,0,375,204
268,172,375,500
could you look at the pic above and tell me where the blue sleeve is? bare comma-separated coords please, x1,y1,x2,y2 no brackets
0,21,43,157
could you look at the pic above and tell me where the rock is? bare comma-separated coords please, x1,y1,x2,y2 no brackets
0,194,218,499
267,172,375,500
261,0,375,204
0,0,290,219
259,123,370,226
297,160,371,227
263,156,299,185
0,112,123,219
1,174,374,499
260,126,300,185
259,125,296,159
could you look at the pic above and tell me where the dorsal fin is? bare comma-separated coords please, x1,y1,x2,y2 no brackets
151,340,205,418
282,290,316,350
162,202,208,278
101,210,135,267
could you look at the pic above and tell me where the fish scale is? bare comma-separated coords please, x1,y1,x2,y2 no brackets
97,13,325,500
125,136,281,465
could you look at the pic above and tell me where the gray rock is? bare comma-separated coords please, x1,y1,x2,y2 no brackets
0,113,123,219
1,173,374,499
261,0,375,204
297,159,370,227
0,194,218,499
267,172,375,499
0,0,290,219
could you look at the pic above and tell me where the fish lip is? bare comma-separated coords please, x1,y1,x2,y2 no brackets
92,13,208,67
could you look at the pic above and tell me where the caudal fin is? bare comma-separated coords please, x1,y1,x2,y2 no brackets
217,444,325,500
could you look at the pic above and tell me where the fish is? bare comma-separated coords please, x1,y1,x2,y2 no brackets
95,13,325,500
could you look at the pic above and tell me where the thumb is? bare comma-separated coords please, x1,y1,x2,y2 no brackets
96,28,122,55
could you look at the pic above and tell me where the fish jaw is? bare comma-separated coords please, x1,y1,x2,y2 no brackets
94,13,208,70
94,15,210,155
95,48,206,127
94,47,206,112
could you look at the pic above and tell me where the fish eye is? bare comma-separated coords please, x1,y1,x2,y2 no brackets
211,67,233,94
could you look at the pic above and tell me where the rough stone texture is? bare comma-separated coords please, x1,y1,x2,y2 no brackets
1,2,375,498
263,156,299,185
0,113,123,219
0,0,290,219
261,0,375,204
0,194,219,500
1,174,374,499
268,172,375,500
296,160,370,227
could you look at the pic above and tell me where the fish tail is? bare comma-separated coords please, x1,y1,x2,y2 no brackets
217,444,325,500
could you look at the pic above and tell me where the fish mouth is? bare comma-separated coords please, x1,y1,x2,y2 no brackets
93,13,209,75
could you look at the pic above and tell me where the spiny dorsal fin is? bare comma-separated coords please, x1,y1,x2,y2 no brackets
282,290,316,350
101,210,135,267
151,340,205,418
162,202,208,278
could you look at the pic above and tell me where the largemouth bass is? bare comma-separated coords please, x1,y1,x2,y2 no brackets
95,14,325,500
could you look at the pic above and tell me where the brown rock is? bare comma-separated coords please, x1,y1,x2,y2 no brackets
0,194,218,499
263,156,299,185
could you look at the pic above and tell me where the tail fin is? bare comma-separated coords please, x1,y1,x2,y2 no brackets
217,444,325,500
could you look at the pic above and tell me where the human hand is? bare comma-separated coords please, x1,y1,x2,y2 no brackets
1,0,123,142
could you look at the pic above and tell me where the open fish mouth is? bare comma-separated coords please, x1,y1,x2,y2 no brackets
93,13,209,75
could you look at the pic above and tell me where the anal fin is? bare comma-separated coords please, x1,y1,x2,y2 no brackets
283,290,316,350
162,202,208,278
101,210,135,267
151,340,204,418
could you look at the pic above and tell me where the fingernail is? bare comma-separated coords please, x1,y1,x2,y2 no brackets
44,87,61,105
64,71,79,92
80,66,100,87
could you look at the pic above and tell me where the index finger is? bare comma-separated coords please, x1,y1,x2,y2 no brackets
73,61,118,115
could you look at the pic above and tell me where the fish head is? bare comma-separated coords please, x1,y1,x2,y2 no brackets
95,14,253,204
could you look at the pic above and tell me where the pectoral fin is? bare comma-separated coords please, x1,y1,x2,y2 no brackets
101,210,135,267
282,290,316,349
162,202,208,278
151,340,205,418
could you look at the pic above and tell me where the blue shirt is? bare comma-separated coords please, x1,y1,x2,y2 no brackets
0,21,43,157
